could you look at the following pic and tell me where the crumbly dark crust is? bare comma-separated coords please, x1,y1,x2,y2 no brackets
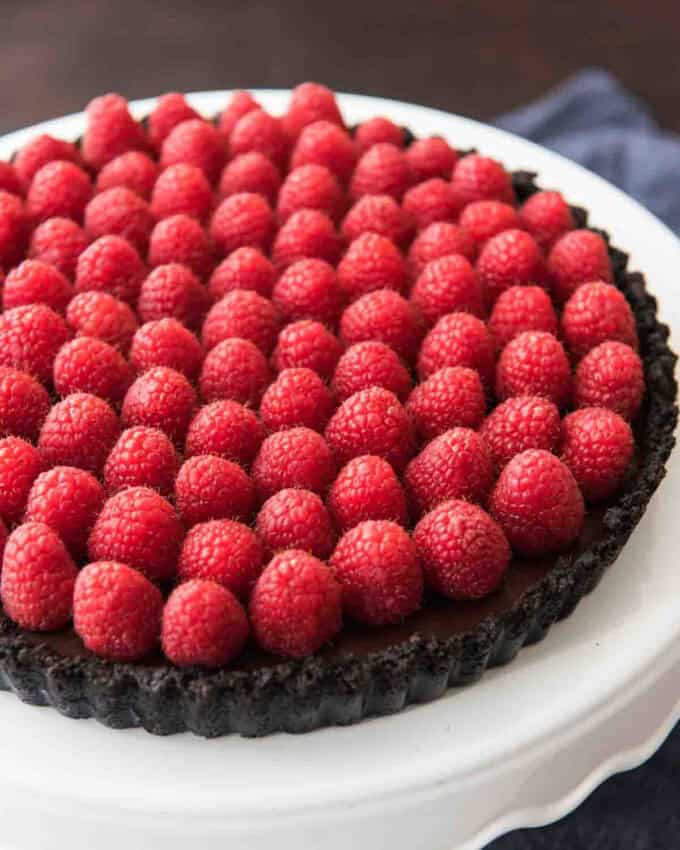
0,165,675,738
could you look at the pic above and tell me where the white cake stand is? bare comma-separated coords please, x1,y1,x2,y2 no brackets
0,92,678,850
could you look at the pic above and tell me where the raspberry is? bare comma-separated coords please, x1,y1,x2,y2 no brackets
104,426,179,496
122,366,197,445
404,427,493,514
490,449,584,555
410,254,484,326
450,154,515,207
332,341,412,402
337,233,407,299
0,437,45,524
53,336,132,404
252,427,335,499
202,289,281,354
0,191,29,267
495,331,572,407
480,395,560,470
330,520,422,624
488,285,558,348
413,500,510,600
75,235,146,306
218,90,260,138
38,393,120,475
82,93,147,169
161,580,249,668
350,143,412,201
328,454,408,530
148,92,200,150
518,190,574,250
0,161,21,196
325,387,414,471
84,187,155,253
13,135,82,188
408,221,477,276
355,117,404,153
459,200,521,247
199,337,271,406
178,519,264,598
150,163,213,222
256,488,335,558
129,318,204,381
74,562,163,660
0,367,50,441
0,304,71,384
283,83,344,140
547,230,613,303
249,550,342,657
272,258,343,326
160,119,226,183
272,319,342,380
96,151,159,200
185,400,263,466
1,522,77,631
137,263,209,330
3,259,73,314
402,178,459,230
277,163,344,223
561,281,638,359
26,161,93,224
218,152,281,204
341,194,414,247
229,109,289,168
0,519,6,562
147,214,214,278
476,229,546,306
28,217,88,278
175,454,255,526
259,367,334,432
210,192,275,256
208,247,276,300
66,291,138,355
574,341,644,421
24,466,105,557
417,312,495,384
272,209,342,269
291,121,357,184
339,289,422,362
406,137,458,182
407,366,486,440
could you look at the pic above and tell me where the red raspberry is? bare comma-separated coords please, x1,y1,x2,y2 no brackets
332,341,412,402
259,367,334,432
417,312,495,384
24,466,105,557
208,247,276,300
137,263,209,330
185,400,263,466
252,427,335,499
148,214,214,278
200,337,271,406
1,522,77,630
476,229,546,306
0,519,7,562
328,454,408,530
547,230,613,303
178,518,264,598
210,192,275,256
0,437,45,524
490,449,584,555
175,454,255,526
104,426,179,496
519,190,574,250
410,254,484,326
162,580,249,668
66,291,138,355
272,258,343,326
272,319,342,380
283,83,344,140
3,259,73,314
82,93,147,169
480,395,561,470
562,281,638,359
84,187,155,253
291,121,357,184
38,393,120,475
26,161,93,224
450,154,515,207
229,109,289,168
339,289,422,362
88,486,183,581
402,178,459,230
495,331,572,407
0,191,29,267
0,367,50,441
122,366,197,444
96,151,158,200
150,163,213,222
406,137,458,182
148,92,200,151
249,549,342,657
218,90,260,138
202,289,281,354
13,134,82,188
407,366,485,440
272,209,342,269
0,161,21,196
53,336,132,404
130,318,204,381
355,117,404,154
75,235,146,305
160,119,226,183
404,427,493,514
350,143,412,201
459,200,520,247
0,304,71,384
28,217,88,278
341,194,414,247
330,520,422,624
574,341,644,421
74,561,163,660
488,285,558,349
413,500,510,600
277,163,344,223
218,152,281,204
256,488,335,558
337,233,407,299
325,387,414,471
408,221,477,276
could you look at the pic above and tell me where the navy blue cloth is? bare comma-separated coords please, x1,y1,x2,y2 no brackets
489,69,679,850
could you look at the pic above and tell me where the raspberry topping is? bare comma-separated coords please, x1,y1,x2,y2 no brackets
476,229,546,306
160,119,226,183
0,304,71,384
407,366,486,440
148,93,200,151
337,233,407,299
574,341,644,420
277,163,344,223
417,312,495,385
495,331,572,407
66,291,138,355
291,121,357,184
82,93,147,169
272,258,344,326
137,263,209,331
218,152,281,206
272,319,342,380
28,217,89,278
331,341,412,402
488,285,558,348
256,488,335,558
355,117,404,153
450,154,515,206
350,143,412,202
283,83,344,140
200,337,271,406
202,289,281,354
53,336,132,405
402,178,459,230
252,427,335,499
129,318,204,381
518,190,574,250
339,289,422,362
272,209,342,269
3,259,74,315
75,235,147,306
218,90,260,138
328,454,408,530
341,194,414,247
26,161,93,224
229,110,288,169
96,151,159,200
122,366,197,445
208,247,276,300
406,137,458,182
459,200,520,246
210,192,275,256
14,134,82,188
175,455,255,527
0,436,46,524
259,367,334,433
151,163,213,222
410,254,484,326
147,213,214,278
561,281,638,359
479,395,561,470
185,400,263,466
104,426,179,496
547,229,613,303
0,367,51,442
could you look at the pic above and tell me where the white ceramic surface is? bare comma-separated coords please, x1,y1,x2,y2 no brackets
0,91,678,850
